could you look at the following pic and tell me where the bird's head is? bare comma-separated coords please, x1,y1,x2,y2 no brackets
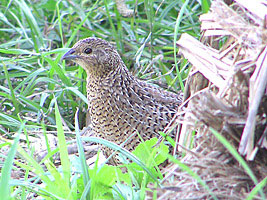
62,37,122,78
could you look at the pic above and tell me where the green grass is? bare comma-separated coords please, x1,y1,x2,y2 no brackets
1,0,264,200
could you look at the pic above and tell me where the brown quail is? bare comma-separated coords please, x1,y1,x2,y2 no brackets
62,37,183,164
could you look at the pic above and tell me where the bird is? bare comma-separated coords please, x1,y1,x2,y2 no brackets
62,37,183,164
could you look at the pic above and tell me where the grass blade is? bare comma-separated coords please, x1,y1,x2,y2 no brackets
174,0,190,92
75,108,90,199
54,98,71,185
15,0,44,51
246,176,267,200
0,122,24,200
3,63,19,115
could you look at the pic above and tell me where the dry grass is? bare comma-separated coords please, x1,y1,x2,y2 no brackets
154,0,267,199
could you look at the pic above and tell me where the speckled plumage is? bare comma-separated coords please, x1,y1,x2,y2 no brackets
62,37,183,164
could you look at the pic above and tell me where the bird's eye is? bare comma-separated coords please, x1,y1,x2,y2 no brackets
84,48,92,54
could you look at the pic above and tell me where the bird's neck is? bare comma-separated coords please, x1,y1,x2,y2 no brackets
87,63,134,91
85,64,111,79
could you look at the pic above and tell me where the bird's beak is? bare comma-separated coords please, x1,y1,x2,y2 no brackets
61,48,79,61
